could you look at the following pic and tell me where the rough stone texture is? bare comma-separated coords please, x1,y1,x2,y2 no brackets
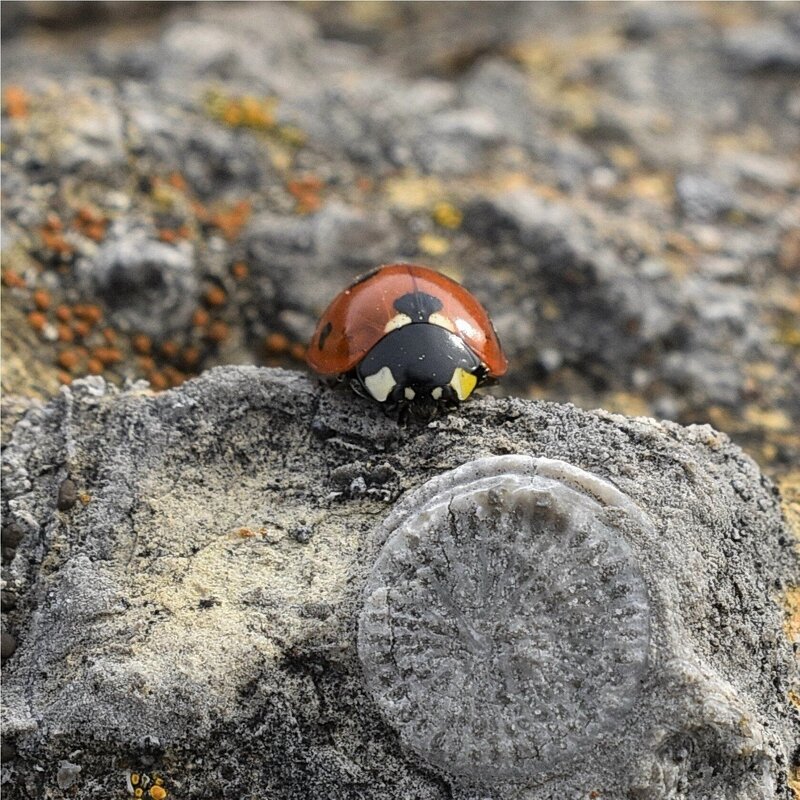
2,3,799,796
1,368,796,799
1,1,798,480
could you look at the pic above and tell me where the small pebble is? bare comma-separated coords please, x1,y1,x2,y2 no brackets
291,525,313,544
1,523,24,550
56,760,81,790
57,478,78,511
1,740,16,761
1,631,17,660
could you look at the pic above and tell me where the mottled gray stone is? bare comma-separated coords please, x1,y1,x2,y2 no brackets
245,203,401,311
676,173,735,222
722,22,800,74
76,223,199,337
0,368,795,799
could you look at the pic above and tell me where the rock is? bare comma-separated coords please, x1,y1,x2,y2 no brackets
461,58,537,146
245,203,401,311
56,761,81,790
462,189,676,367
722,21,800,74
76,224,199,337
676,173,735,222
56,478,77,511
622,3,704,40
413,107,503,175
0,369,795,799
0,739,16,762
1,630,16,660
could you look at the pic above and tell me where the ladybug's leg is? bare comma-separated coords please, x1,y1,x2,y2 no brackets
348,374,370,399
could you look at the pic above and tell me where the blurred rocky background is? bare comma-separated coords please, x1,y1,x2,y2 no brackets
2,2,799,484
2,1,799,796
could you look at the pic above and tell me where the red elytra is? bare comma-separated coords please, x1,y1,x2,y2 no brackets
306,263,508,378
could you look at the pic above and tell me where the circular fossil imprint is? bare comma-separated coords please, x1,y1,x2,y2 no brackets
358,456,652,783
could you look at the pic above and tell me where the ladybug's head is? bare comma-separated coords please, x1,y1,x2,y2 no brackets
354,322,485,417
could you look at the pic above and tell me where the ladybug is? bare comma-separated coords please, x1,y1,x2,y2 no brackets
306,263,507,416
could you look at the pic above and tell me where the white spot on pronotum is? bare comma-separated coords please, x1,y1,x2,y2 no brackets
384,313,413,333
428,312,457,332
431,387,443,400
364,366,396,402
404,387,416,400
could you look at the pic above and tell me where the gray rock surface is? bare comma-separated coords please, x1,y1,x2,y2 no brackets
2,1,799,475
1,368,796,799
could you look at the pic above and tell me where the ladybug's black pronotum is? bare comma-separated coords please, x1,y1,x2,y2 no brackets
306,263,507,415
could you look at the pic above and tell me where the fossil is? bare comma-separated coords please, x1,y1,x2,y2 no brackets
358,456,653,784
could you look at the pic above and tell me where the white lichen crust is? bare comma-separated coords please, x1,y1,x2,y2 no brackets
358,456,652,784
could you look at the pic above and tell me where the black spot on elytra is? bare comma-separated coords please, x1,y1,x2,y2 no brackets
318,321,333,350
393,292,443,322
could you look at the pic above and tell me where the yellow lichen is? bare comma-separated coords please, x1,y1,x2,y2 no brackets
384,175,443,210
432,202,462,229
418,233,450,256
743,407,793,432
779,472,800,541
784,586,800,642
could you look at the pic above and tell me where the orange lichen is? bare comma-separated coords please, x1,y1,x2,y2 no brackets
160,340,179,359
41,227,72,255
289,342,306,361
102,328,117,344
168,172,187,192
147,371,169,391
92,347,123,366
57,350,80,371
57,324,74,343
44,213,63,231
2,269,26,288
32,289,51,311
158,229,179,244
264,332,290,354
180,346,200,368
73,304,103,325
132,334,152,355
209,200,251,241
206,320,230,343
149,786,168,800
72,320,91,339
26,311,46,332
192,308,210,328
74,206,107,243
204,285,227,308
3,86,29,119
55,304,72,322
163,366,186,388
57,371,72,385
231,261,248,280
137,356,155,372
287,175,324,214
86,358,104,375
